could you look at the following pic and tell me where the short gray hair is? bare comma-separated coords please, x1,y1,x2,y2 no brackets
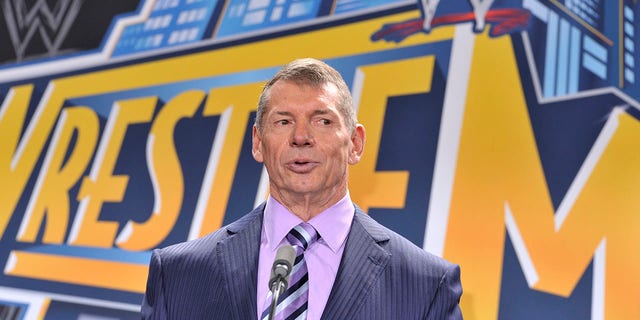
255,58,357,133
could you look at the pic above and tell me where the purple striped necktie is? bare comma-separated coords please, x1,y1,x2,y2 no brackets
262,223,320,320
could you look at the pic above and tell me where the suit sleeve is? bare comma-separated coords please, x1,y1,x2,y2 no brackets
141,249,168,320
426,264,463,320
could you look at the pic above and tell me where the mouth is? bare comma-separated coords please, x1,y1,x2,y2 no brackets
286,159,318,173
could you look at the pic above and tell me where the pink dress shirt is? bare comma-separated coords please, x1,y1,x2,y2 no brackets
256,194,355,320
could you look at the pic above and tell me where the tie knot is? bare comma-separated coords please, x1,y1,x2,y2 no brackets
287,223,320,250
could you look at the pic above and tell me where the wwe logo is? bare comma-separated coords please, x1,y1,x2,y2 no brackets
2,0,83,61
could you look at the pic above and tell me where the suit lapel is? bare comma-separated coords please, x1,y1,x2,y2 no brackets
217,205,264,320
321,209,391,319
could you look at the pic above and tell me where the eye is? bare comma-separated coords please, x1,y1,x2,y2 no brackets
276,119,291,126
316,118,332,125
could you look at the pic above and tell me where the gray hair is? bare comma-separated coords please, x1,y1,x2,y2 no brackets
255,58,357,133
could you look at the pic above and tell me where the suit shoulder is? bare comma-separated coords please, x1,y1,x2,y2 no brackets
156,227,224,260
355,210,456,273
155,207,262,263
389,230,455,272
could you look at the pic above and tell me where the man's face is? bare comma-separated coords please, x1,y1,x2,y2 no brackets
252,80,365,200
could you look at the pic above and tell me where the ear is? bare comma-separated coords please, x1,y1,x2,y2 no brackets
348,124,365,165
252,125,264,163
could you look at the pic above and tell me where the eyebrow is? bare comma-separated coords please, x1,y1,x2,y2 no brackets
272,109,334,117
312,109,332,116
273,111,292,117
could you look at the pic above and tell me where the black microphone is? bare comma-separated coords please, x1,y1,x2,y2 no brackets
267,245,296,320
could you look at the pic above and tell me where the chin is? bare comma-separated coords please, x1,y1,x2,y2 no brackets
288,181,321,194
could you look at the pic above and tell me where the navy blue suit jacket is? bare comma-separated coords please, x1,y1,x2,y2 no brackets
141,204,463,319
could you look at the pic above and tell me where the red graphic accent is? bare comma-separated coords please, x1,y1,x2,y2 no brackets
372,8,531,42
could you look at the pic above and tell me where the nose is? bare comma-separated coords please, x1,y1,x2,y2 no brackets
291,122,314,147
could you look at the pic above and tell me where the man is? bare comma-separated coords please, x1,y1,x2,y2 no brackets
141,58,463,319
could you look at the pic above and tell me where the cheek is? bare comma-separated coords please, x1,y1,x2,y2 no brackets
261,144,284,165
328,149,351,170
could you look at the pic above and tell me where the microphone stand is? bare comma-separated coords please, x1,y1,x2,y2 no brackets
267,245,294,320
268,276,286,320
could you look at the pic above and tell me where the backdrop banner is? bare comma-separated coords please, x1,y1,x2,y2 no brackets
0,0,638,319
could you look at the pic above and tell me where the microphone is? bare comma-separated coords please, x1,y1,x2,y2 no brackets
269,245,296,289
267,245,296,320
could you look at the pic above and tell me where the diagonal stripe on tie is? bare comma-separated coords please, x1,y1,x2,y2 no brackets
262,223,320,320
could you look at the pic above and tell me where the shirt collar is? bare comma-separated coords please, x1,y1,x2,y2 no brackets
263,193,355,253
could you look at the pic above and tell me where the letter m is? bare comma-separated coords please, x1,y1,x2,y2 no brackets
424,32,640,319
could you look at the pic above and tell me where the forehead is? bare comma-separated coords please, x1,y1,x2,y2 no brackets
266,80,341,114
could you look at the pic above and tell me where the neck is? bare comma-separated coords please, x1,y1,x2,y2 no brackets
270,188,347,221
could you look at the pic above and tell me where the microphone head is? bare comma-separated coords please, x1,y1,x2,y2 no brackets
269,245,296,290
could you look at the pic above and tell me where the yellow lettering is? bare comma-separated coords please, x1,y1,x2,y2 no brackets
116,91,205,250
443,31,543,318
0,84,63,238
17,107,99,243
68,97,156,247
444,31,640,319
524,110,640,319
192,83,263,238
349,57,435,211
